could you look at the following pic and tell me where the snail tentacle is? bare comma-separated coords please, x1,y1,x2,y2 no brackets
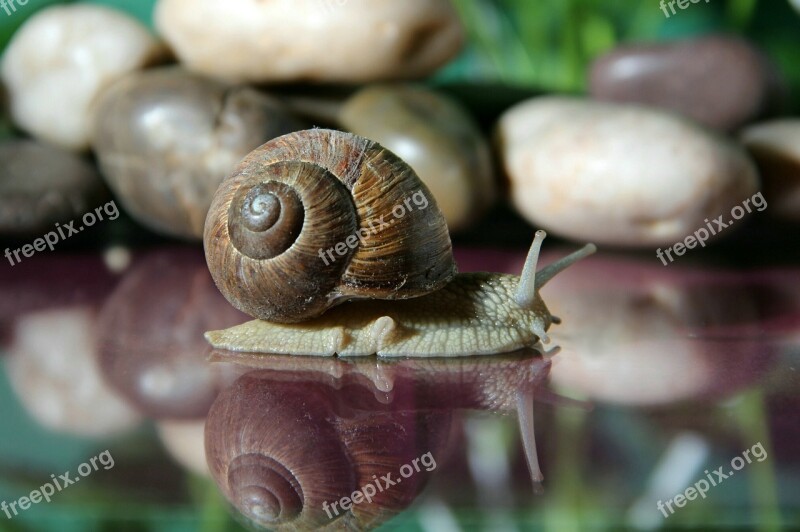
534,243,597,290
515,230,547,309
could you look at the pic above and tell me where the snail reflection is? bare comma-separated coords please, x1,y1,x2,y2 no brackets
204,350,556,531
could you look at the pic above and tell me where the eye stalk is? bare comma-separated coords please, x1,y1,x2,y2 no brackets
514,231,597,345
515,230,597,310
514,230,548,310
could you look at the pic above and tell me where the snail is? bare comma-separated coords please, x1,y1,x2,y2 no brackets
205,370,453,531
204,128,595,356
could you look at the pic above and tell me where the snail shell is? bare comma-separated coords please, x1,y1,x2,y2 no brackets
205,370,451,530
204,128,456,323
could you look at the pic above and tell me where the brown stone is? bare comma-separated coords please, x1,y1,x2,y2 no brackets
589,35,784,131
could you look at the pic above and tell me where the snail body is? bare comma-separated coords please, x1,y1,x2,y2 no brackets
204,128,456,323
207,231,596,357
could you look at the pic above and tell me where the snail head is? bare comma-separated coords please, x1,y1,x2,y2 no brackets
514,230,597,344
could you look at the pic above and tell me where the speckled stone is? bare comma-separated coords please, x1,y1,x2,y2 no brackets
589,35,784,131
90,68,302,240
741,119,800,220
496,97,759,247
0,139,104,236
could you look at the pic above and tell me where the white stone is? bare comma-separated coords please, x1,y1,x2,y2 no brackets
154,0,463,83
497,97,759,247
1,4,163,150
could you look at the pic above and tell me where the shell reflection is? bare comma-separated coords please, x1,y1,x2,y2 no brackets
204,350,553,530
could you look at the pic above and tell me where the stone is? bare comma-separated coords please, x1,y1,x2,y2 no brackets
589,35,783,131
339,85,495,232
154,0,463,83
741,119,800,221
496,97,759,247
0,139,105,236
90,68,302,239
1,5,164,150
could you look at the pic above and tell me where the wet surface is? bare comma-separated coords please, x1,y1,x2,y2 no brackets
0,236,798,530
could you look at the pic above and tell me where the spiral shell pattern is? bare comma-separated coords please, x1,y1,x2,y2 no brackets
204,129,456,322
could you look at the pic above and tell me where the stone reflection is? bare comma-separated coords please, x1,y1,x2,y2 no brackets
5,306,143,438
0,254,118,350
157,419,209,478
93,248,251,476
204,350,553,531
97,248,246,419
1,254,141,437
1,249,248,466
539,251,776,405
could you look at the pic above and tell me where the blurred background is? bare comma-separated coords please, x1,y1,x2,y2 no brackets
0,0,799,531
4,0,800,95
